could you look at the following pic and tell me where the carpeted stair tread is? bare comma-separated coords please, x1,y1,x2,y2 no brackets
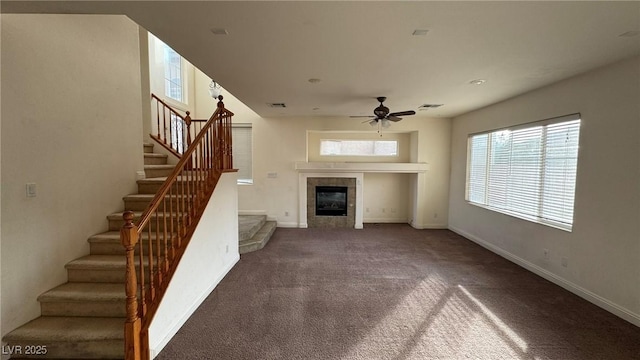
143,153,167,159
143,164,174,170
38,283,125,302
88,231,166,243
238,215,267,241
239,221,277,254
65,255,128,270
3,317,124,342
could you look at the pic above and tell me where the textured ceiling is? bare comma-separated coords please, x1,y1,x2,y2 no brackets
4,1,640,118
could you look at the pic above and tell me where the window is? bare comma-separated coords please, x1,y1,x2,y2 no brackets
232,124,252,184
163,43,183,102
466,114,581,231
320,140,398,156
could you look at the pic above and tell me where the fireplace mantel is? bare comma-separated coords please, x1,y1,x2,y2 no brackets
295,162,429,173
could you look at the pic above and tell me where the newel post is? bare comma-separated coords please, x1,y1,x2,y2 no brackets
185,111,192,148
121,211,142,360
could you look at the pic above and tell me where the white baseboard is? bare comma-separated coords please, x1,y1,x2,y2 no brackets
448,226,640,328
410,222,448,230
238,210,267,216
298,223,308,228
277,221,298,228
149,254,240,358
363,218,409,223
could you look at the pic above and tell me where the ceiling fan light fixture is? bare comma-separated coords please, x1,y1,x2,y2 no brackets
369,120,378,127
381,119,391,128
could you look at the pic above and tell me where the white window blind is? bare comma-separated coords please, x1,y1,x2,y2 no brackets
232,125,252,184
466,115,581,230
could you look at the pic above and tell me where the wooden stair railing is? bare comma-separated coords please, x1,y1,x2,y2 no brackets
122,96,234,360
150,94,210,158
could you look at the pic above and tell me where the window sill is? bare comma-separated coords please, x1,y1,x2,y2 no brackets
467,201,573,232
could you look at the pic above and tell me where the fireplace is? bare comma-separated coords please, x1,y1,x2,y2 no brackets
316,186,348,216
306,177,356,228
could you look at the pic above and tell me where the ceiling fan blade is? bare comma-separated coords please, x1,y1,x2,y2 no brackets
387,115,402,122
362,119,378,124
388,110,416,117
350,115,375,118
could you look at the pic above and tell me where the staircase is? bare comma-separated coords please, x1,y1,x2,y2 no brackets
2,143,275,359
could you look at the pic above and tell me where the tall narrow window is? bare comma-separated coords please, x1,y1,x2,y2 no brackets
466,114,581,231
232,124,253,184
163,44,183,102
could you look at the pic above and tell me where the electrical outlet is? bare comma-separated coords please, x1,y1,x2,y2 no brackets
26,183,37,197
382,208,386,213
433,212,438,218
561,257,568,267
543,249,549,258
366,207,370,213
285,211,289,217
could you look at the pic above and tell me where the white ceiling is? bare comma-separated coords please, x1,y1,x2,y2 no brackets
4,1,640,118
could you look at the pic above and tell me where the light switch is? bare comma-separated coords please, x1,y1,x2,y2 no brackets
267,172,278,178
26,183,37,197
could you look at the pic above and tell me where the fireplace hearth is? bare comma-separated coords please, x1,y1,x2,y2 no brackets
316,186,348,216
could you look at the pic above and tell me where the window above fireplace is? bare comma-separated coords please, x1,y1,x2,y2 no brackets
320,140,398,157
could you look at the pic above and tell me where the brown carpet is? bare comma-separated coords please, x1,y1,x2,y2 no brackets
157,224,640,360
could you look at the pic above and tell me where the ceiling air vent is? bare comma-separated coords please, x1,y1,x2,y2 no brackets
268,103,287,108
418,104,443,110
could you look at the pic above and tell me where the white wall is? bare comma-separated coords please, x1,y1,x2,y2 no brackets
148,172,240,358
1,14,144,335
449,56,640,326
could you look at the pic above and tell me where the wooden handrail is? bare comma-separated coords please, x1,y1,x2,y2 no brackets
150,94,193,156
122,96,234,360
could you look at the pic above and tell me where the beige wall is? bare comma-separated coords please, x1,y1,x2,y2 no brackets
236,115,450,227
449,56,640,325
1,14,144,335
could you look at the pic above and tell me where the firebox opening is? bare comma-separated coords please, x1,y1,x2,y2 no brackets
316,186,348,216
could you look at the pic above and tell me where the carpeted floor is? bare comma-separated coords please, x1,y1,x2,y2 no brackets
157,224,640,360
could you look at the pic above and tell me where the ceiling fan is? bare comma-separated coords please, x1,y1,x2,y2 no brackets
351,97,416,129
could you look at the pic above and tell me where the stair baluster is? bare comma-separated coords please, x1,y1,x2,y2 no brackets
121,212,142,360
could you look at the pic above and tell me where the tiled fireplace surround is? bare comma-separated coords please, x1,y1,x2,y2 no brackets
307,177,357,228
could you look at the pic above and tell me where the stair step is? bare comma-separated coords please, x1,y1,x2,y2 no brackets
240,221,277,254
2,316,124,359
38,283,126,317
123,193,192,211
66,255,159,283
89,231,179,255
107,211,185,231
144,153,168,165
137,176,191,194
144,164,175,178
143,143,154,154
239,215,267,242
